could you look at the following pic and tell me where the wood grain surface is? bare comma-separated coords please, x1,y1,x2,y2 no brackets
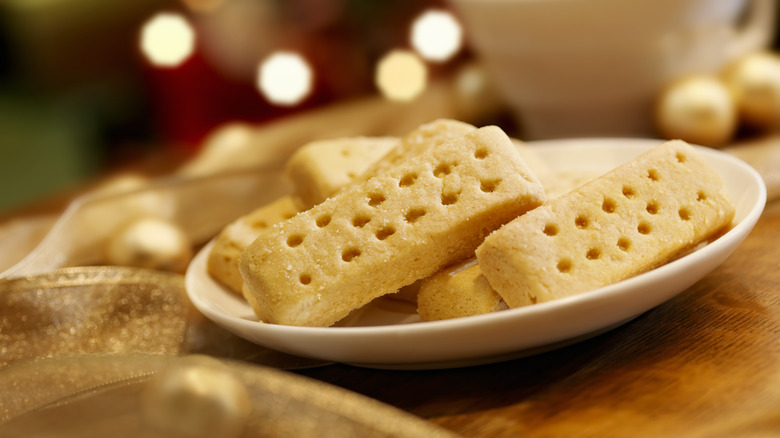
298,199,780,438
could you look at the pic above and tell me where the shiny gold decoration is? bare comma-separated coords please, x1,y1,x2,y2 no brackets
655,75,737,147
0,355,460,438
105,217,193,273
0,266,328,368
0,267,193,367
723,51,780,130
0,354,170,424
141,355,251,438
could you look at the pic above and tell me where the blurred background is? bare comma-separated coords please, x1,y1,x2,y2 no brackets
0,0,778,214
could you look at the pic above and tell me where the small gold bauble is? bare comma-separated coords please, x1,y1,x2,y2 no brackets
141,356,251,438
105,217,192,272
655,75,737,147
723,51,780,130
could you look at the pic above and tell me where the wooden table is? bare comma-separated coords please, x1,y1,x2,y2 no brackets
298,198,780,437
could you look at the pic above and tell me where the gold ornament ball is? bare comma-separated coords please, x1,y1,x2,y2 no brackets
655,75,737,147
723,51,780,130
105,217,192,272
141,356,251,438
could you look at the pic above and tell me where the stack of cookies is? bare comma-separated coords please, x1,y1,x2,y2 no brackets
206,119,735,327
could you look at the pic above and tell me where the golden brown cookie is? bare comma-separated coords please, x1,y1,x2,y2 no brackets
239,126,544,326
477,140,735,307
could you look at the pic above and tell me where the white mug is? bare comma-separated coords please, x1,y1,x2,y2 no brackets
450,0,776,139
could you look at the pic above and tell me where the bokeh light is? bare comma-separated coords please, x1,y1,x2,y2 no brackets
375,50,428,101
410,9,462,62
256,51,314,106
140,13,196,68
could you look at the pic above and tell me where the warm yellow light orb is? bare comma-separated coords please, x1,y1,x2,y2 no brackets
140,13,196,68
375,50,428,101
411,9,463,62
256,51,313,106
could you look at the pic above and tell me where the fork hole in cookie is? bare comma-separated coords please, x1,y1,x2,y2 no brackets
676,152,687,163
341,247,361,262
480,179,500,193
404,208,427,223
678,207,692,221
637,221,652,235
368,193,386,207
602,198,616,213
543,223,558,236
557,258,573,273
575,215,589,229
697,191,708,202
617,237,631,251
299,273,312,285
375,226,396,240
315,214,331,228
647,168,660,181
622,186,636,198
441,192,459,206
352,215,370,228
399,173,418,187
586,248,602,260
646,201,659,215
286,234,304,247
433,163,452,178
474,148,489,159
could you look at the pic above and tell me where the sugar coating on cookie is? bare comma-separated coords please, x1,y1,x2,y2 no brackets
239,126,545,327
476,140,735,307
207,195,301,294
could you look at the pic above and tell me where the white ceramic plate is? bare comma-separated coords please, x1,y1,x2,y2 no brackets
185,139,766,369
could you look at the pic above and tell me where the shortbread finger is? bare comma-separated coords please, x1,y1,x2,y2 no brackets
477,140,735,307
207,195,301,294
210,131,441,294
286,137,398,209
211,137,396,293
417,259,510,321
239,126,545,327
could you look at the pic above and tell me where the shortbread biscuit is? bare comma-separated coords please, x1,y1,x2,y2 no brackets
207,195,301,294
477,140,735,307
239,126,545,327
417,259,510,321
211,137,398,293
286,137,398,208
